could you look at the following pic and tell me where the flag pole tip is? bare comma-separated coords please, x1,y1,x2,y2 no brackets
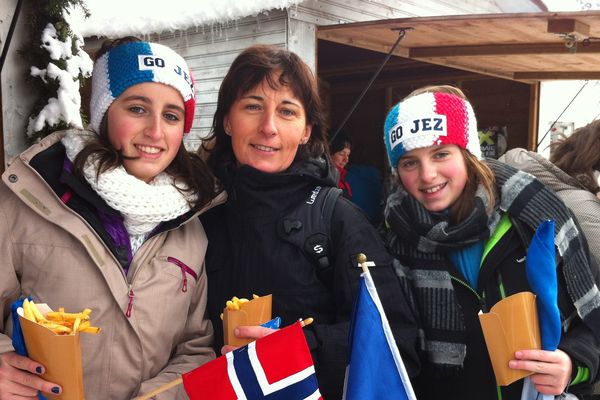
357,253,369,273
300,317,314,327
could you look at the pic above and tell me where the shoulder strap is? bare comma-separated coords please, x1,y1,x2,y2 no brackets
277,186,342,275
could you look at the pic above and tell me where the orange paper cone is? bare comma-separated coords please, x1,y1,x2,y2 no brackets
223,295,272,347
479,291,541,386
18,307,85,400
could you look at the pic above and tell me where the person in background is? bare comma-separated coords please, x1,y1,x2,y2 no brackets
381,85,600,399
329,132,353,199
200,44,420,399
0,37,221,399
500,120,600,265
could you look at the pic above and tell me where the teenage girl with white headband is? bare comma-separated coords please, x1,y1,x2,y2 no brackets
382,85,600,399
0,37,221,399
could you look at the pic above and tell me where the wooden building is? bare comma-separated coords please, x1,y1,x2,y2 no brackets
5,0,596,173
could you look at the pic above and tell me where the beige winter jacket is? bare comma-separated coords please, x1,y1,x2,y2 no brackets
500,148,600,266
0,132,226,399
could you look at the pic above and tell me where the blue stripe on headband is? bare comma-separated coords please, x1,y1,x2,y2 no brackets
107,42,154,99
384,103,406,168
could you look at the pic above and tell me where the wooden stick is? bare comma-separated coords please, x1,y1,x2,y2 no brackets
133,377,182,400
357,253,369,273
133,318,314,399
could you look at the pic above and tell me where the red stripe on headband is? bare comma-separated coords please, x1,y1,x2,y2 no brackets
433,92,469,149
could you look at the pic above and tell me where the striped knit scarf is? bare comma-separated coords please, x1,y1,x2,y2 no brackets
384,158,600,372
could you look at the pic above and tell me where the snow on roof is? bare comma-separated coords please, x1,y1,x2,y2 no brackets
66,0,301,38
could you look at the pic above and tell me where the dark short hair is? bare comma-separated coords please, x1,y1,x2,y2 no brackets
202,45,329,171
330,132,352,154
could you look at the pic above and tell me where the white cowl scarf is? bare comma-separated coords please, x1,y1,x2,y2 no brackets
61,130,196,254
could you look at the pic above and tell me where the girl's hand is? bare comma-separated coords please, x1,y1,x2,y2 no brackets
509,348,572,395
0,351,61,398
220,325,277,355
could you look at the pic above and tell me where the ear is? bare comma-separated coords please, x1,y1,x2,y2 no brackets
223,116,231,136
302,124,312,144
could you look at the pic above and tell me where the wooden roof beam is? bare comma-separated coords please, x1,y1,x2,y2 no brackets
547,19,590,37
514,71,600,80
318,31,410,58
408,41,600,58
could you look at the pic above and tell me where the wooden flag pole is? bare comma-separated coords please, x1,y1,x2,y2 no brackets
133,377,183,400
357,253,369,273
133,318,314,400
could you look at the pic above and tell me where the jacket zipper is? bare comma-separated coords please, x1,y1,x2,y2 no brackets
126,285,134,318
167,256,198,293
450,275,488,312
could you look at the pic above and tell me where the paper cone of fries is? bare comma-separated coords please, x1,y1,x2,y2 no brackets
478,291,541,386
18,305,85,400
223,294,272,346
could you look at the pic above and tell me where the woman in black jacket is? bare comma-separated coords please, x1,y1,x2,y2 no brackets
382,85,600,399
200,44,419,399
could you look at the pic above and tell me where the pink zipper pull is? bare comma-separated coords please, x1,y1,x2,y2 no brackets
181,270,188,293
167,256,197,293
126,286,135,318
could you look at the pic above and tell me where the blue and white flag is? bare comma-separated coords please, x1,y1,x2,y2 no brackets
342,269,417,400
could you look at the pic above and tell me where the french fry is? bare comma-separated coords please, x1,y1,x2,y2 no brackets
79,326,101,334
23,299,35,322
46,312,90,322
72,317,81,333
29,300,46,323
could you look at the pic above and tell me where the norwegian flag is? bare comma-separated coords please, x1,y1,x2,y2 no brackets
182,322,322,400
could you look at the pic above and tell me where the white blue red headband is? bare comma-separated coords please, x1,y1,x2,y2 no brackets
384,91,481,168
89,41,195,134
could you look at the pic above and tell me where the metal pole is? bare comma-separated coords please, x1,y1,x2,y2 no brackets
330,27,411,143
0,0,24,171
535,80,588,151
0,0,24,75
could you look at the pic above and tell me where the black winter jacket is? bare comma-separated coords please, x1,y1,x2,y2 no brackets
407,217,600,400
201,158,420,399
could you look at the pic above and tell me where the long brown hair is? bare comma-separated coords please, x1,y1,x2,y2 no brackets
449,148,496,223
550,119,600,194
202,44,329,174
73,36,216,210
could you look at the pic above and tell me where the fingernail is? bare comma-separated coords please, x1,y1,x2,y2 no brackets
508,361,517,368
234,328,239,337
515,351,522,358
52,387,60,394
35,366,43,374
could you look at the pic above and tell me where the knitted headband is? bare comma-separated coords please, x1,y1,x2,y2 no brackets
89,41,195,134
384,91,481,168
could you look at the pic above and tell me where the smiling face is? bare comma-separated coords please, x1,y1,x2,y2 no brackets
396,144,468,212
106,82,185,182
223,77,312,173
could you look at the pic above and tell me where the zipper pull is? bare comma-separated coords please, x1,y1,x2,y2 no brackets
181,268,188,293
167,256,195,293
126,285,135,318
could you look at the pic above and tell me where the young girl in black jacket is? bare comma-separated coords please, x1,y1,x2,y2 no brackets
382,85,600,399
